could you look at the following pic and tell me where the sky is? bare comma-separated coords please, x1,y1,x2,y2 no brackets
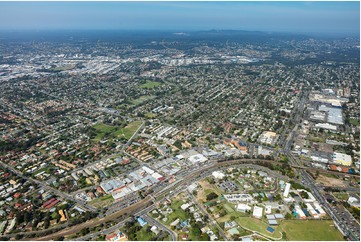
0,1,359,36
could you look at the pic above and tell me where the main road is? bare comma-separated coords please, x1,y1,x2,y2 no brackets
31,159,292,241
281,90,359,241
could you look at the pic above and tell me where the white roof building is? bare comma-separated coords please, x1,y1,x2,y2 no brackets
151,172,163,180
188,154,208,164
313,202,326,216
142,166,155,174
265,205,272,214
181,203,191,211
170,218,180,227
315,123,337,131
306,203,319,219
283,183,291,197
347,197,360,207
212,171,225,179
151,226,159,235
236,203,251,213
253,206,263,219
295,205,306,219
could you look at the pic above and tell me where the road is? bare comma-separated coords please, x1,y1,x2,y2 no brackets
187,190,228,240
143,214,177,241
281,90,359,241
32,159,291,240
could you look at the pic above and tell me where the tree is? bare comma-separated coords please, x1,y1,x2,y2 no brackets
206,192,218,201
285,212,292,219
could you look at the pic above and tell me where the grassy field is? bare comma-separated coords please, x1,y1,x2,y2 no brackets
92,121,142,141
131,95,155,105
333,192,349,201
165,199,189,226
145,112,157,118
135,225,154,240
92,123,117,141
115,121,143,140
89,194,114,208
281,220,344,241
234,217,344,241
236,217,283,239
349,118,359,126
139,81,161,89
197,180,222,202
223,203,235,213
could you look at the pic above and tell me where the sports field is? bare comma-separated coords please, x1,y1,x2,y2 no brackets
281,220,344,241
92,121,142,141
235,217,344,241
139,81,161,89
236,217,283,240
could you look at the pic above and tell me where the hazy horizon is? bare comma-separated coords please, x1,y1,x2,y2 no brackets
0,1,359,37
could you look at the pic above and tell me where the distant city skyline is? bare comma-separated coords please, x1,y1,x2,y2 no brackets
0,1,359,36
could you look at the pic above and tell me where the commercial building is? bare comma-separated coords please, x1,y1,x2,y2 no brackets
332,152,352,166
258,131,278,145
315,123,337,132
319,105,343,125
188,154,208,164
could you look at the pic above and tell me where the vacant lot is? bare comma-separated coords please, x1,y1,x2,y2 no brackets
196,180,221,202
92,123,118,141
116,121,143,140
317,174,346,187
89,194,114,208
333,192,349,201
